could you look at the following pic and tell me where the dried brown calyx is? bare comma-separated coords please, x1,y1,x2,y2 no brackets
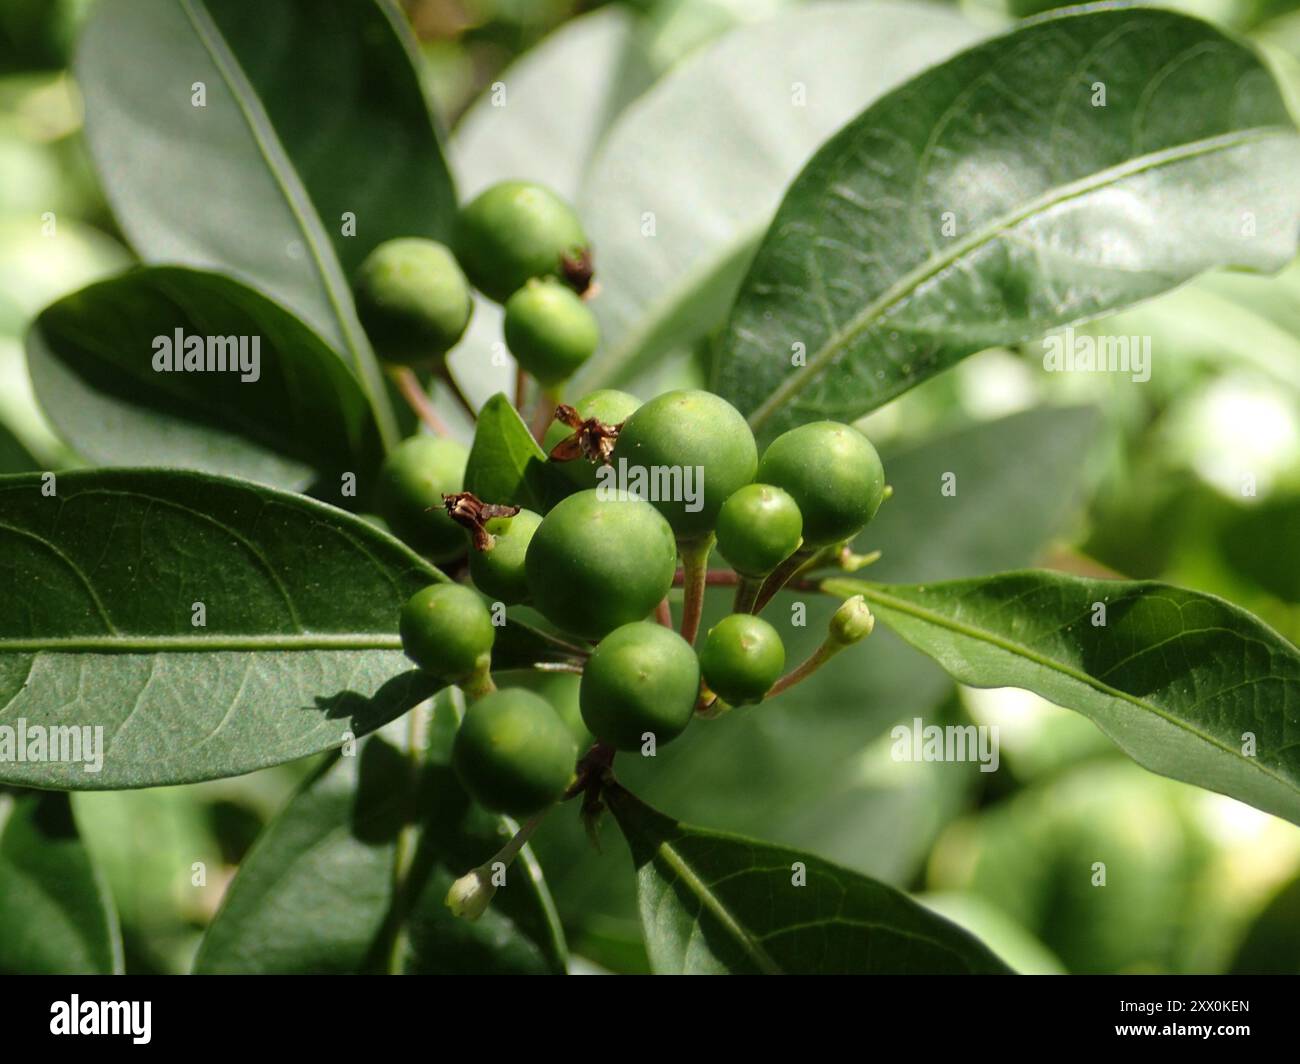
443,491,520,552
547,404,622,467
559,246,595,296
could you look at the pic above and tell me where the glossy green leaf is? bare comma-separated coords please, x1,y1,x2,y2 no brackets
27,266,384,489
76,0,455,447
715,6,1300,444
606,784,1011,974
0,468,443,788
572,0,986,393
0,790,122,974
463,393,558,512
828,571,1300,825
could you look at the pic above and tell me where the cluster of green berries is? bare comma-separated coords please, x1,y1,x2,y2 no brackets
353,179,599,386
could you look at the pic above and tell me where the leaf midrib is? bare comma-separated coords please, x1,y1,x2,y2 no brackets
833,579,1298,800
747,125,1296,432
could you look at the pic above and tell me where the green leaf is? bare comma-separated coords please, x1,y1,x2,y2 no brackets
76,0,455,447
0,420,38,474
605,784,1011,974
827,571,1300,825
0,790,122,974
27,266,385,489
196,698,567,974
571,0,986,393
463,392,557,511
0,468,443,788
1231,871,1300,973
715,7,1300,444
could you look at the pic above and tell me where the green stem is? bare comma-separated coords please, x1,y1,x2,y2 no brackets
386,699,432,974
678,535,714,646
765,640,845,699
732,575,762,614
753,548,814,615
462,656,497,702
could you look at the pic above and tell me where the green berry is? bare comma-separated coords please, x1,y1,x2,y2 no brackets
580,622,700,750
715,483,803,577
493,668,593,750
699,614,785,706
756,421,885,549
374,436,468,561
399,583,494,679
452,688,577,817
353,238,472,364
454,180,588,302
543,389,641,490
525,490,677,640
468,508,541,605
504,278,599,387
611,389,757,539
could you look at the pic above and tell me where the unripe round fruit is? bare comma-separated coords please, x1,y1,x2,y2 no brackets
525,490,677,639
454,180,588,303
374,436,468,561
580,622,700,750
756,421,885,549
543,389,641,490
468,508,541,605
715,483,802,577
399,583,494,679
452,688,577,817
504,278,599,387
699,614,785,706
493,669,594,750
353,238,472,364
612,389,757,539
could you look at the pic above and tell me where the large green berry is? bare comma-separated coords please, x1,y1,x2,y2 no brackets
525,490,676,639
756,421,885,549
504,278,598,387
543,389,641,490
715,483,802,577
699,614,784,706
452,688,577,817
353,238,472,364
454,180,588,302
612,389,757,539
580,622,700,750
374,436,468,561
493,669,593,750
400,583,494,679
468,508,541,605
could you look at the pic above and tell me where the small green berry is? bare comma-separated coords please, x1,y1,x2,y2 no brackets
580,622,700,750
756,421,885,549
543,389,641,490
612,389,757,539
525,490,677,640
454,180,589,302
374,436,469,561
452,688,577,817
399,583,494,679
504,278,599,387
494,668,593,750
353,238,472,364
715,483,803,577
468,508,541,605
699,614,785,706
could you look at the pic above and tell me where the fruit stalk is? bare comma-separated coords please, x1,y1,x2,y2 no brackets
765,595,874,698
388,365,451,437
677,535,714,645
752,548,814,614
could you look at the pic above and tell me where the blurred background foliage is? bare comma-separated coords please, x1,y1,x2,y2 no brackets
2,0,1299,974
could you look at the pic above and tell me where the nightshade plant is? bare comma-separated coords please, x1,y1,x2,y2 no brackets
2,0,1300,976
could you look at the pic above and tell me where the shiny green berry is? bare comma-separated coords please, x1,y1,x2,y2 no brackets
699,614,784,706
353,238,472,364
493,668,594,750
504,278,598,387
543,389,641,490
454,180,588,303
525,490,677,640
399,583,494,679
580,622,700,750
374,436,468,561
468,508,541,605
452,688,577,817
611,389,757,539
756,421,885,549
715,483,802,577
